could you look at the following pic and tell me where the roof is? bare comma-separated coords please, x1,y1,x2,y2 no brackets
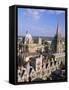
52,52,65,57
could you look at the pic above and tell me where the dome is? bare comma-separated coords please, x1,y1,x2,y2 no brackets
24,32,33,44
25,33,32,40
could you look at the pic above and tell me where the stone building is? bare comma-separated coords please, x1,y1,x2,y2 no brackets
51,24,64,53
17,25,65,82
24,31,44,54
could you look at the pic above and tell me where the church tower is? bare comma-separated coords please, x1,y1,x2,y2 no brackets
51,23,63,53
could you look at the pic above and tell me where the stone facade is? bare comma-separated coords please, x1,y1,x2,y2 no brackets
17,53,65,82
17,26,65,82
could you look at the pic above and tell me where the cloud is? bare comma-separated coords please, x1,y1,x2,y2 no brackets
25,9,45,20
47,10,65,15
55,10,65,14
24,9,65,21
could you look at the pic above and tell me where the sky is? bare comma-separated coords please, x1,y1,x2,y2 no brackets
18,8,65,37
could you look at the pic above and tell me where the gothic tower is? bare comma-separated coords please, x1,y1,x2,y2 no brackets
51,24,63,53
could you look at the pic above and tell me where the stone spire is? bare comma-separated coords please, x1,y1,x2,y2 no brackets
56,23,61,40
51,23,63,53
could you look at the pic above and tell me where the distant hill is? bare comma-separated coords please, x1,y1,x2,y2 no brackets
18,36,65,41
